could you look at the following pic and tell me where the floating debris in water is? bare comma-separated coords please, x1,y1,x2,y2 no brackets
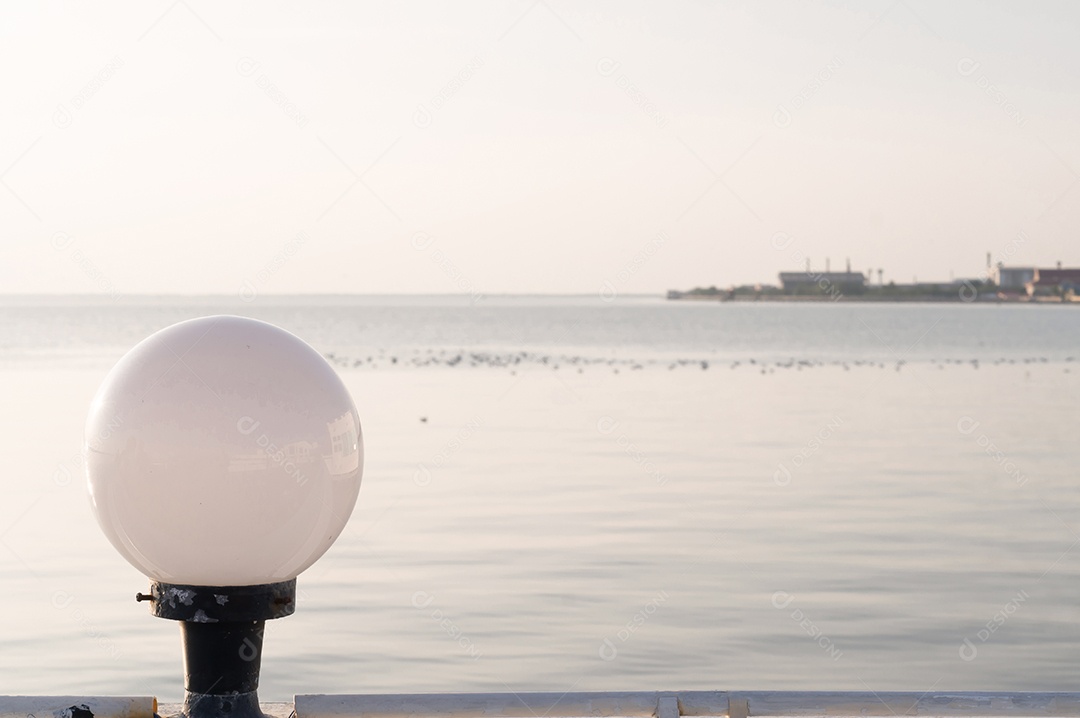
321,350,1076,375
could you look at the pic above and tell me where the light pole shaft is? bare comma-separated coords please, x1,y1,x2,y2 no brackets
180,620,267,718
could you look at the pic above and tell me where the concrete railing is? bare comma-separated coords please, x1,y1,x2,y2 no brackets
11,691,1080,718
292,692,1080,718
0,697,155,718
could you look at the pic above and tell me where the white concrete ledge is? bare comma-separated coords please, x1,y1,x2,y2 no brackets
294,692,1080,718
0,696,155,718
297,692,657,718
14,692,1080,718
736,692,1080,716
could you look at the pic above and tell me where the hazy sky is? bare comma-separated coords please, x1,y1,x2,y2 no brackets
3,1,1079,296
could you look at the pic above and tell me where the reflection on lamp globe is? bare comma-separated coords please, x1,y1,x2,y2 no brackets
85,314,363,585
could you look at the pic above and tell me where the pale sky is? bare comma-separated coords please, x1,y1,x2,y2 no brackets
2,1,1079,296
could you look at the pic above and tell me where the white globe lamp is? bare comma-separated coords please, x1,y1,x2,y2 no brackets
85,316,363,718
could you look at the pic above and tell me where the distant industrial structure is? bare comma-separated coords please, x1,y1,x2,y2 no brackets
778,271,866,293
776,257,1080,297
778,258,866,294
994,262,1080,295
994,266,1035,289
669,256,1080,302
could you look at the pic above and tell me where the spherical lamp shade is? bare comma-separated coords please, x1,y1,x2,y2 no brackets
85,315,363,586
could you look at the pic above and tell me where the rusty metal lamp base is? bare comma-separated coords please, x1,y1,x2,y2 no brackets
138,580,296,718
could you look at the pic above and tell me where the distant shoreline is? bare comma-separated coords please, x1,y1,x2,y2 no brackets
667,291,1078,304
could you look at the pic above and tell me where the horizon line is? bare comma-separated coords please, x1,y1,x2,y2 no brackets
0,291,665,298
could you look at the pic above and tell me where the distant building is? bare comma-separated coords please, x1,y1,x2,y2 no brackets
778,271,865,293
1027,266,1080,295
995,265,1035,289
1032,267,1080,286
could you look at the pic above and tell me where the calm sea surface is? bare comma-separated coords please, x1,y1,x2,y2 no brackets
1,295,1079,699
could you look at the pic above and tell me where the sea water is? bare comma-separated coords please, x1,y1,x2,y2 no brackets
0,295,1077,698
